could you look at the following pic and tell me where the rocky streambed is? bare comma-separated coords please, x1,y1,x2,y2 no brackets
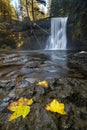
0,50,87,130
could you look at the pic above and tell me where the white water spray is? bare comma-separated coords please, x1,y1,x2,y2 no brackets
45,17,68,50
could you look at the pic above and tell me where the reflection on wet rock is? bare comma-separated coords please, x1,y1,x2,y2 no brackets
0,50,87,130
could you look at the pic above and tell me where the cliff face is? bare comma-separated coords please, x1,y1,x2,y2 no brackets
51,0,87,49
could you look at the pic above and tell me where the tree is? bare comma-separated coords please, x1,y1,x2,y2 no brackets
19,0,50,21
0,0,18,21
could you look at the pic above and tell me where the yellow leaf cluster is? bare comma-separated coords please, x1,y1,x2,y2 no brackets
45,99,67,115
37,80,48,88
7,97,33,121
7,94,67,121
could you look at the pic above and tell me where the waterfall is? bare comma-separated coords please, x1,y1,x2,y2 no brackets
45,17,68,50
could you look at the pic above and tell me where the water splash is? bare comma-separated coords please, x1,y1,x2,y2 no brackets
45,17,68,50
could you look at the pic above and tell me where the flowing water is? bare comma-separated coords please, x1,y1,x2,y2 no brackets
46,17,68,50
0,50,86,82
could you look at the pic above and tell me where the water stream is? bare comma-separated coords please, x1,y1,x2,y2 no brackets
0,50,86,82
46,17,68,50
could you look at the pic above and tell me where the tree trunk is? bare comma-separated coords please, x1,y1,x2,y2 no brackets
31,0,34,21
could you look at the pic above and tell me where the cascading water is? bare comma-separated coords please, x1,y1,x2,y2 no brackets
45,17,68,50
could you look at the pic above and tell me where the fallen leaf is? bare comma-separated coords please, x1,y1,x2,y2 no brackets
17,97,33,106
7,101,18,111
45,99,66,115
8,105,30,121
7,97,33,121
37,80,48,88
7,98,33,111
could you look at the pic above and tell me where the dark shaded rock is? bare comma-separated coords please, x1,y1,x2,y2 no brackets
66,92,87,107
0,51,87,130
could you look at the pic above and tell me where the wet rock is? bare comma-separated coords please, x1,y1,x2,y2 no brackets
26,104,58,130
25,61,41,68
8,90,16,98
24,77,37,83
0,85,4,89
0,51,87,130
66,92,87,107
0,102,9,112
68,51,87,74
35,86,45,95
5,82,15,91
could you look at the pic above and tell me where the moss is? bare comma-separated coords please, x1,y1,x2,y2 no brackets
0,44,12,50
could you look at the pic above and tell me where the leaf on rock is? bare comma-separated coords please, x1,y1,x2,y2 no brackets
7,98,33,111
17,97,33,106
7,97,33,121
45,99,66,115
37,80,48,88
8,105,30,121
7,101,18,111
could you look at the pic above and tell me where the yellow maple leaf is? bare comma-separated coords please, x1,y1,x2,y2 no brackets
17,97,33,106
8,105,30,121
45,99,66,115
7,101,18,111
7,98,33,111
37,80,48,88
7,97,33,121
